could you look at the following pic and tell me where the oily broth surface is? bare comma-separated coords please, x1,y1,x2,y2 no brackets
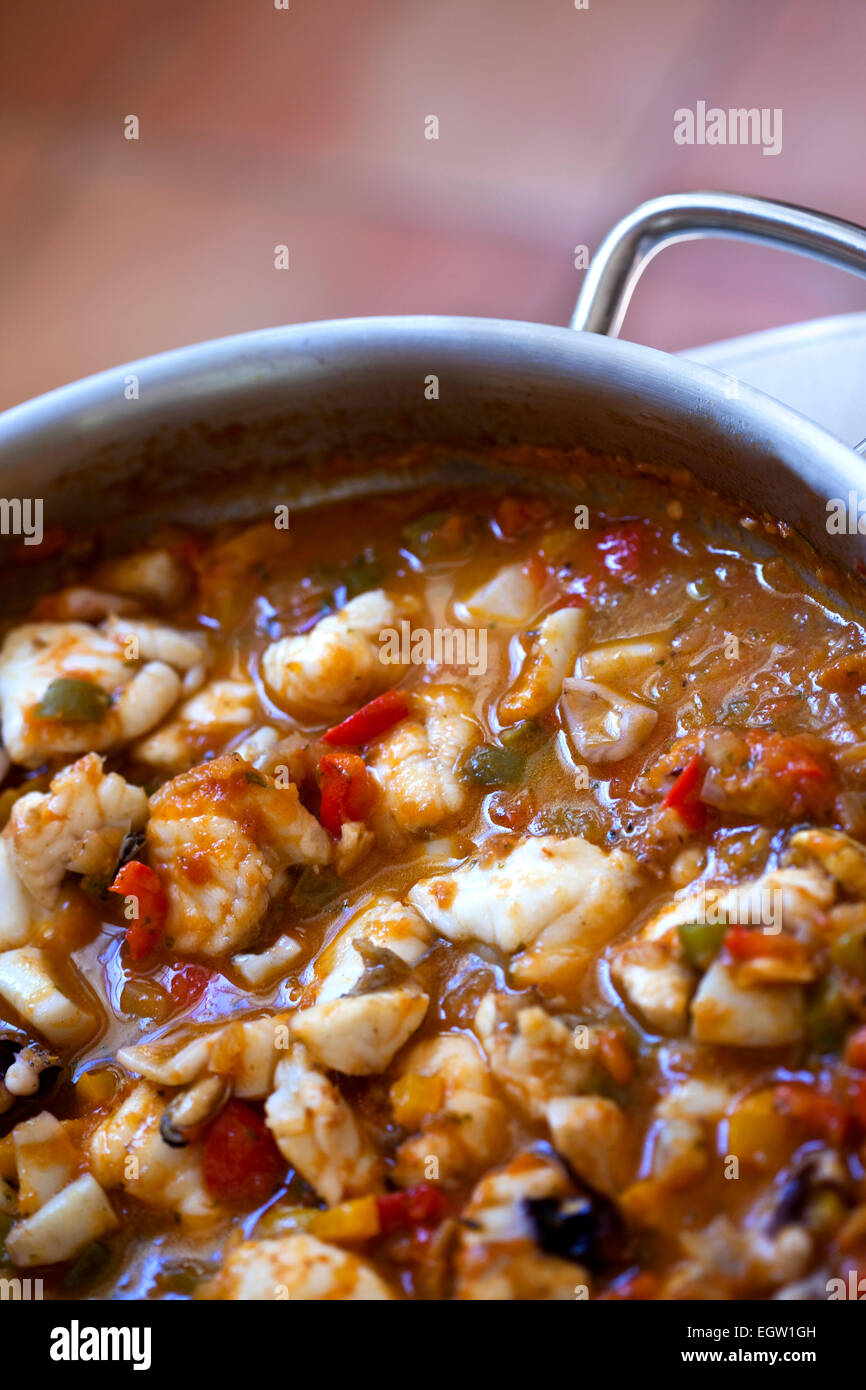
2,447,865,1300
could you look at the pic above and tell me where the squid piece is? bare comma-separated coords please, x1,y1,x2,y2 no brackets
560,676,658,764
4,1174,117,1268
498,607,586,725
0,948,95,1048
459,562,544,627
133,678,259,772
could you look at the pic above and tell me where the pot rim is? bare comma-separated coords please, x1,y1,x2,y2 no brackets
0,313,857,468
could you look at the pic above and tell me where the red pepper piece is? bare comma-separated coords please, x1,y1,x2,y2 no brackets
322,690,409,746
317,751,376,836
109,860,168,961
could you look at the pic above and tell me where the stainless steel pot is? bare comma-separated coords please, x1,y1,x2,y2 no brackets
2,191,866,577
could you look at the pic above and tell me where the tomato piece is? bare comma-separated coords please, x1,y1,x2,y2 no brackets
841,1076,866,1130
661,754,708,832
844,1026,866,1071
202,1099,285,1202
597,522,645,582
376,1185,449,1236
109,861,168,961
495,495,550,540
774,1084,852,1147
322,690,409,746
13,524,68,564
168,963,211,1009
487,788,536,831
742,731,835,819
317,752,376,837
724,927,808,963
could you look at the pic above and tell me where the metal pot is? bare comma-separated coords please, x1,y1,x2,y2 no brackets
2,191,866,578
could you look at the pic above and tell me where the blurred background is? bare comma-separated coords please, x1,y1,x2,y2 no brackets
1,0,865,410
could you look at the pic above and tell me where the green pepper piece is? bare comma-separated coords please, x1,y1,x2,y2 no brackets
62,1241,113,1290
830,928,866,981
461,744,525,786
158,1260,210,1295
806,974,850,1054
401,511,468,561
291,865,344,916
342,554,386,600
677,919,727,970
35,677,112,722
499,720,547,753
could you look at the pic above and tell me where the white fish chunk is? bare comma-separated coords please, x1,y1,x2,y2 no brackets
261,589,405,722
3,753,147,908
203,1232,395,1300
147,755,330,956
369,685,480,835
410,834,640,996
291,985,429,1076
88,1081,219,1224
691,961,805,1047
265,1047,381,1206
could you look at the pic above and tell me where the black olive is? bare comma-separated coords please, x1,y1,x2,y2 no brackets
769,1153,852,1233
0,1028,62,1103
523,1189,626,1272
0,1028,27,1075
115,829,147,875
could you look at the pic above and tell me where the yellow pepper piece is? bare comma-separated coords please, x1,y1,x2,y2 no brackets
726,1090,792,1170
390,1072,444,1129
309,1195,380,1242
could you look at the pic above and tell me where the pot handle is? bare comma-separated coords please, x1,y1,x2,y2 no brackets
571,191,866,336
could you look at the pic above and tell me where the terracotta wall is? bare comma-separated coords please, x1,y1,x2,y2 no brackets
1,0,864,408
